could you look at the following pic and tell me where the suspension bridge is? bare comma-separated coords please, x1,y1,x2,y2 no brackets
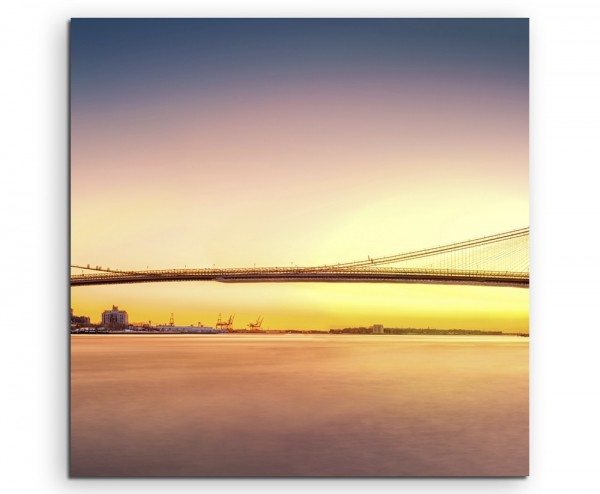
71,227,529,288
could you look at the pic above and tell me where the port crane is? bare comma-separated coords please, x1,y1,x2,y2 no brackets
247,316,264,331
216,313,235,332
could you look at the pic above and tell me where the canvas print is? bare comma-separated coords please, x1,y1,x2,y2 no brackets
70,18,529,477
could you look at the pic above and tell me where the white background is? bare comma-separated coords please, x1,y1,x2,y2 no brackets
2,1,599,493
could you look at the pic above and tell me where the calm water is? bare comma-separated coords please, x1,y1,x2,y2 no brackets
70,334,528,477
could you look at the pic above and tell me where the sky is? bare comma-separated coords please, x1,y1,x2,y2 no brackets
70,19,529,331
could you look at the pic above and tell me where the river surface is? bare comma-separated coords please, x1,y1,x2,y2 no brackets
70,334,528,477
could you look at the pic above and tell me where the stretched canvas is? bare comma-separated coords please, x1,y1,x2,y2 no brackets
70,18,529,477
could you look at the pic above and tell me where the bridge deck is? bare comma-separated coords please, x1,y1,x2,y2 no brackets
71,268,528,288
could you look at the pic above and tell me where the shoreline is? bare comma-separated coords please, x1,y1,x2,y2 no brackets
70,330,529,337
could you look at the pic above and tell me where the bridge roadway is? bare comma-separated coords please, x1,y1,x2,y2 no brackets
70,267,529,288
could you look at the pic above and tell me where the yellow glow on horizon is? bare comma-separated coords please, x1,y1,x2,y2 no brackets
70,282,528,332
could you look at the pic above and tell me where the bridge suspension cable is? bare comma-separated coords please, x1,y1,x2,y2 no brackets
314,227,529,271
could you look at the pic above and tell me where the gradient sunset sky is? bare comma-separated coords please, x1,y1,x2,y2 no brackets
70,19,529,330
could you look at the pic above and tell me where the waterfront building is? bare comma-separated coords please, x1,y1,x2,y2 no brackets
154,324,225,334
372,324,384,334
70,308,91,326
101,305,129,329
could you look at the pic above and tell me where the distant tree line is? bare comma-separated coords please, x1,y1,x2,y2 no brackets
329,327,503,335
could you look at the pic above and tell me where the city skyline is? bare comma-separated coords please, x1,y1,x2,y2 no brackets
70,304,525,333
70,19,528,331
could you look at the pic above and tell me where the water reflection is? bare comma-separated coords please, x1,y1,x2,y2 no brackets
71,334,528,477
